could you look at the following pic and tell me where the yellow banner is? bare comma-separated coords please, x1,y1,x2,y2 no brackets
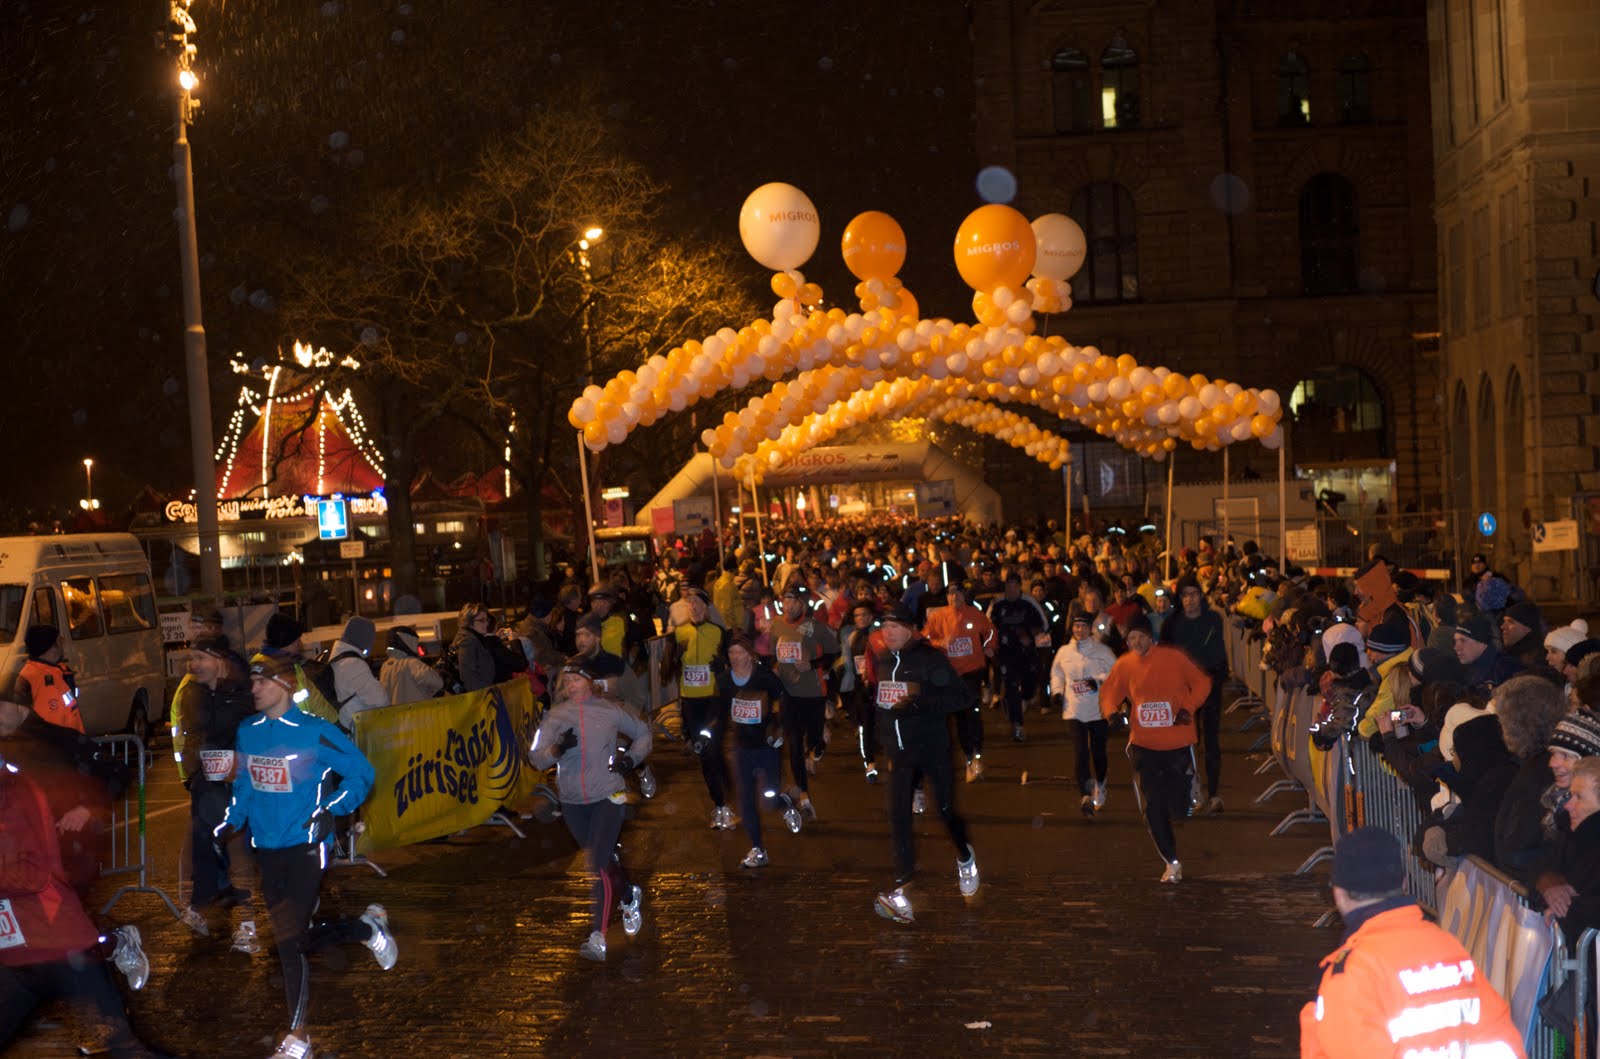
352,680,540,853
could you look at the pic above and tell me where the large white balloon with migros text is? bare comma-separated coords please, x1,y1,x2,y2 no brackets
739,182,821,272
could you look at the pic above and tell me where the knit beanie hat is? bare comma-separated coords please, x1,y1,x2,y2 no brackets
340,616,377,656
1476,576,1513,613
1549,710,1600,759
23,624,59,660
1504,600,1542,634
264,613,303,650
1366,615,1410,656
249,652,298,689
1546,620,1591,658
1331,826,1405,894
1568,639,1600,670
1455,614,1496,647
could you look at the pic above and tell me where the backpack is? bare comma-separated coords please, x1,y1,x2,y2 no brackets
305,649,370,708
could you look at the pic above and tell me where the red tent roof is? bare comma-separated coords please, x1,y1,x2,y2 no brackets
217,389,385,500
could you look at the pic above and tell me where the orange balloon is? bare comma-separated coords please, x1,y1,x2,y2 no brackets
890,290,919,321
953,204,1037,293
841,211,907,281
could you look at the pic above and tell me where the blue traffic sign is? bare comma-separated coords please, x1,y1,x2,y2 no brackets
317,498,349,541
1477,512,1497,537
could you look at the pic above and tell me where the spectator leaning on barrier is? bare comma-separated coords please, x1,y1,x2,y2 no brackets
446,603,497,693
1530,710,1600,921
1543,756,1600,946
1299,826,1525,1059
1492,673,1572,882
1355,615,1414,740
379,626,443,706
1418,713,1516,871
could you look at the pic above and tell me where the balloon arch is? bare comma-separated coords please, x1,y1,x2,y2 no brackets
566,183,1288,568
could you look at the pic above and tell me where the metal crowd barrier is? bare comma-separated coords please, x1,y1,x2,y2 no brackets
1437,856,1573,1059
94,733,181,919
1344,738,1436,910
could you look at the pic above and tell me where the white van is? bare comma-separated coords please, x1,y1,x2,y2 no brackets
0,534,165,739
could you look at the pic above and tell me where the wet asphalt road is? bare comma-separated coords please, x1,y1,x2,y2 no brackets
11,691,1336,1058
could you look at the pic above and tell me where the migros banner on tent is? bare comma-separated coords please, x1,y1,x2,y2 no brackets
352,680,539,853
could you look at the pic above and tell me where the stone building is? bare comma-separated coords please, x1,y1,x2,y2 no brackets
971,0,1442,538
1427,0,1600,595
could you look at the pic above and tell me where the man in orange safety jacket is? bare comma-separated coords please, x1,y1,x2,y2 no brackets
1300,826,1525,1059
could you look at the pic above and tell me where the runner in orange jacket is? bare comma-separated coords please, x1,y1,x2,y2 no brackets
923,581,996,781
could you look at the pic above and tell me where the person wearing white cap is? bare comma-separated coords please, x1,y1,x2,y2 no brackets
1546,620,1590,693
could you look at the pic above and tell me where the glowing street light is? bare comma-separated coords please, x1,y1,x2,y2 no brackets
80,458,99,511
167,0,222,596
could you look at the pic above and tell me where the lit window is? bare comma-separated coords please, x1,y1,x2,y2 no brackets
435,520,465,534
1278,52,1311,125
1100,38,1140,129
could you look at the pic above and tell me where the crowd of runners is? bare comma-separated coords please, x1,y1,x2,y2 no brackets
5,508,1562,1058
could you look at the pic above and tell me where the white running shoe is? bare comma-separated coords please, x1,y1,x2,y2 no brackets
721,805,740,830
620,884,643,936
1206,796,1224,816
965,757,985,782
579,930,607,962
781,795,803,834
179,907,209,937
957,848,980,896
797,795,816,822
709,806,729,829
268,1031,312,1059
912,789,926,815
741,847,769,869
230,920,261,955
110,926,148,991
1160,860,1183,884
874,886,915,923
639,765,658,800
1092,781,1108,810
360,904,398,970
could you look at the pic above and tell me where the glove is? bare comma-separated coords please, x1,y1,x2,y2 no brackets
689,727,713,756
611,753,638,775
1109,711,1130,734
1049,692,1064,710
1174,709,1194,727
1083,677,1098,691
555,728,579,755
211,822,239,860
765,724,784,749
305,807,333,843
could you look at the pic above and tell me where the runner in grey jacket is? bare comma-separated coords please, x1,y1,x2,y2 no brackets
529,659,653,961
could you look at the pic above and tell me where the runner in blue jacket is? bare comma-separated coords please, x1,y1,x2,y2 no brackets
217,654,397,1059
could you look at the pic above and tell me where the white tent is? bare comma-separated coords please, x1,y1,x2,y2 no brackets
636,442,1002,526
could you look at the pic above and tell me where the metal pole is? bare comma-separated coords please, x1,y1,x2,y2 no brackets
749,465,768,586
708,452,726,567
1279,430,1288,564
736,470,747,549
1164,456,1176,577
1222,446,1231,549
1063,452,1072,548
174,91,222,599
577,431,599,583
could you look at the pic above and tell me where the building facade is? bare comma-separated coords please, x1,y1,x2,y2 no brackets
1427,0,1600,595
972,0,1442,537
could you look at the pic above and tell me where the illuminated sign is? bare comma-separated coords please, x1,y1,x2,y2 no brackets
162,493,388,525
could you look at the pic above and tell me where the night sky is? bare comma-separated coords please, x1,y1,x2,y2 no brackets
1,0,991,522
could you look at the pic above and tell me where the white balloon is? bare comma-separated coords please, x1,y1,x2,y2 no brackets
1262,426,1283,449
1087,381,1108,403
1230,419,1254,441
1107,377,1132,401
572,397,596,424
1029,213,1087,281
1128,368,1153,390
606,420,627,444
1198,384,1221,407
1259,388,1282,415
1158,402,1180,425
1005,299,1033,324
947,352,970,374
1222,382,1242,398
1178,396,1202,420
1037,351,1060,377
1017,365,1039,387
739,182,821,270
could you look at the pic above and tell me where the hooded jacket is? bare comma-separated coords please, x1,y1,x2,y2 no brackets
1049,636,1118,723
331,638,389,729
530,694,653,806
380,645,444,706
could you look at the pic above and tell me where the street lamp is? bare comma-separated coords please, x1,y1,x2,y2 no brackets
574,223,606,582
167,0,223,597
79,458,99,512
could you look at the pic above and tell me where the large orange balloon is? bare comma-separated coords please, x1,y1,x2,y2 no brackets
841,211,907,281
953,204,1036,293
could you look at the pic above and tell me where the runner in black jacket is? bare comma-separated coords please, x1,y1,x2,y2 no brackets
1157,576,1230,813
872,607,979,923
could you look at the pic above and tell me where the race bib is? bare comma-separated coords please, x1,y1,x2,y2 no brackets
1071,680,1094,696
683,664,711,688
731,697,762,724
1137,701,1174,728
1034,632,1052,648
948,636,973,658
877,681,909,708
0,899,24,950
248,755,292,793
199,749,235,782
853,655,867,676
776,640,803,665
